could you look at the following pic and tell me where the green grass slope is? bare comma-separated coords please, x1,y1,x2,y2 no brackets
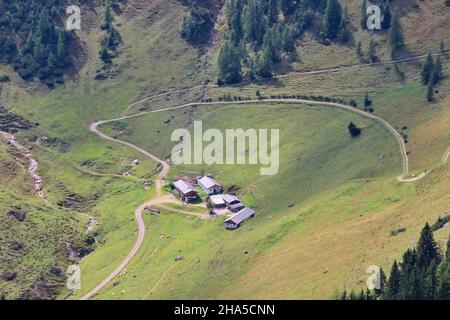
0,0,448,300
0,136,88,300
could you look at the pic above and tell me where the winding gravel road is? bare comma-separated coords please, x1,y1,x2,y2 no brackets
81,52,449,299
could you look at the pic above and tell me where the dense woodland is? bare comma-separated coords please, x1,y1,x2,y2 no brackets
342,223,450,300
99,0,121,63
213,0,405,85
180,0,219,45
0,0,81,86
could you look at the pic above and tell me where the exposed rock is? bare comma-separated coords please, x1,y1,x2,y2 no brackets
8,209,27,222
2,271,18,281
9,241,24,251
0,105,35,133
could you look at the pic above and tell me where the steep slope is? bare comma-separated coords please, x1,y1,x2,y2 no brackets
0,0,448,300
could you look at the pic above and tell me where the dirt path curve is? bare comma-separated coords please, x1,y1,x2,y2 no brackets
121,85,213,116
81,127,171,300
82,52,450,299
81,98,413,300
276,51,449,79
97,98,411,176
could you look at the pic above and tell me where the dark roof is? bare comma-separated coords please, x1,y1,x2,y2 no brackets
224,207,255,225
222,194,240,204
228,202,244,210
173,180,197,195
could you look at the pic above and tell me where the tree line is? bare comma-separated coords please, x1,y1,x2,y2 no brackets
341,223,450,300
0,0,76,86
217,0,410,85
421,53,444,102
99,0,122,63
180,0,216,45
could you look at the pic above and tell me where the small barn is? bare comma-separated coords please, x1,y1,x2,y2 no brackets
173,180,198,203
221,194,240,205
197,176,222,195
208,195,226,209
222,194,244,213
224,207,255,230
228,202,245,213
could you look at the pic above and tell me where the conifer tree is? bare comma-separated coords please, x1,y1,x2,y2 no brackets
421,54,434,85
388,10,405,58
432,56,444,85
356,41,364,59
226,0,243,44
381,4,391,29
384,260,400,299
337,6,350,43
218,40,243,84
416,223,441,268
360,0,367,30
56,30,66,67
102,0,113,30
368,38,376,63
268,0,279,25
243,0,267,48
280,29,293,54
256,46,273,78
323,0,342,40
436,236,450,299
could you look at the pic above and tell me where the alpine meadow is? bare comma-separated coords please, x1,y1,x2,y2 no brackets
0,0,449,304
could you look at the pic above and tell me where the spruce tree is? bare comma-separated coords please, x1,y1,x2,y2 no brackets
436,236,450,299
368,38,376,63
416,223,441,268
337,6,350,43
421,54,434,85
226,0,243,44
388,10,405,58
381,4,391,29
56,30,66,67
102,0,113,30
361,0,367,30
281,26,295,54
268,0,279,25
243,0,267,48
432,56,444,85
376,267,387,297
323,0,342,40
384,260,400,299
218,40,242,84
256,46,273,78
356,41,364,59
100,44,110,62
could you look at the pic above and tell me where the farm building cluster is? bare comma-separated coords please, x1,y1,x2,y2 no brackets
172,176,255,230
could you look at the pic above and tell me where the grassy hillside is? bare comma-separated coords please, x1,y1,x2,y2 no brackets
0,135,89,300
0,0,448,299
101,103,402,211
